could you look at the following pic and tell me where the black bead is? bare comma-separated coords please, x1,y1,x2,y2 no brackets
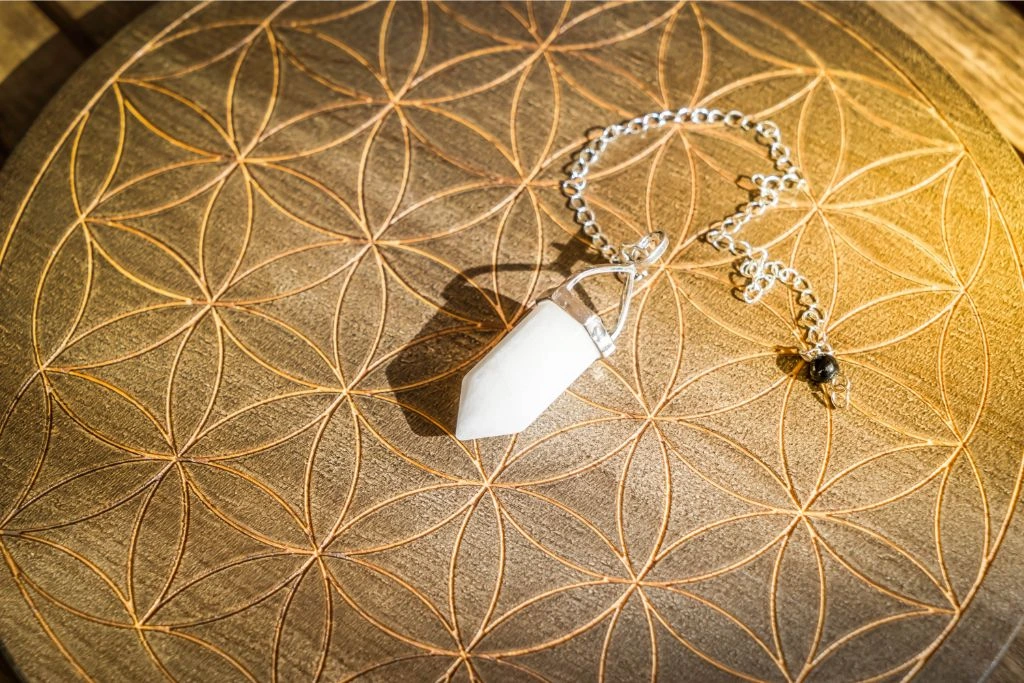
808,354,839,384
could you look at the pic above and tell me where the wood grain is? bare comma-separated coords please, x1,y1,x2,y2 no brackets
3,1,1020,160
54,1,105,21
0,0,150,164
0,3,57,78
0,2,1023,682
874,1,1024,154
0,2,79,159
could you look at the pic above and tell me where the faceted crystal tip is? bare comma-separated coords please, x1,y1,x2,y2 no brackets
455,381,515,441
454,421,484,442
455,358,534,441
454,301,601,441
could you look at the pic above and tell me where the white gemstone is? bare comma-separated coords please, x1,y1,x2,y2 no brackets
456,300,601,440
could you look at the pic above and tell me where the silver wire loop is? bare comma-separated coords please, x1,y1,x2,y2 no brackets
825,374,851,409
618,230,668,279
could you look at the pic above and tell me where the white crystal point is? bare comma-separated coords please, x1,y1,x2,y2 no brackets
456,300,601,440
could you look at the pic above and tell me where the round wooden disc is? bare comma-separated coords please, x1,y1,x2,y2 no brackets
2,3,1023,681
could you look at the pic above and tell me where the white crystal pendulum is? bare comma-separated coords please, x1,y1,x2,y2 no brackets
455,233,667,440
454,299,602,441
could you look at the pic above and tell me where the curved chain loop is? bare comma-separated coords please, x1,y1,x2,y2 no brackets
561,107,833,359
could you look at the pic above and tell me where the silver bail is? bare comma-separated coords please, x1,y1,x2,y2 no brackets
544,230,668,358
545,263,635,358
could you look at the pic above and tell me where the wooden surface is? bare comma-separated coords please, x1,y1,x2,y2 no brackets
0,2,79,159
873,1,1024,156
3,2,1024,165
2,2,1024,681
0,1,151,163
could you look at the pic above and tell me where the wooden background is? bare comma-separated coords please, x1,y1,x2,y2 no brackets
1,2,1023,681
3,2,1020,165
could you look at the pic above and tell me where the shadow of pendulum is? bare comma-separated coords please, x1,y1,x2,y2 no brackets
384,236,594,437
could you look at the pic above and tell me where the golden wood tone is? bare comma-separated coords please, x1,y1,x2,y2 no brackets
872,1,1024,154
1,2,1024,681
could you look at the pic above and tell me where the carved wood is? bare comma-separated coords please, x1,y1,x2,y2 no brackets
1,2,1024,680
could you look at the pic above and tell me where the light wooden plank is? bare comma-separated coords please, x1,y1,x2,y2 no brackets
874,1,1024,152
0,1,57,83
55,1,105,21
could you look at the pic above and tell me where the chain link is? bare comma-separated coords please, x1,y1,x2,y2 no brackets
561,107,834,360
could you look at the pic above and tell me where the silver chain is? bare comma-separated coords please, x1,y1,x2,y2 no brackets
561,107,850,406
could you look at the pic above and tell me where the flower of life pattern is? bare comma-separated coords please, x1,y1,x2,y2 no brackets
1,2,1023,681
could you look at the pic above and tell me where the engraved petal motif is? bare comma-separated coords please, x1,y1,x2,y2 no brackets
0,2,1022,681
